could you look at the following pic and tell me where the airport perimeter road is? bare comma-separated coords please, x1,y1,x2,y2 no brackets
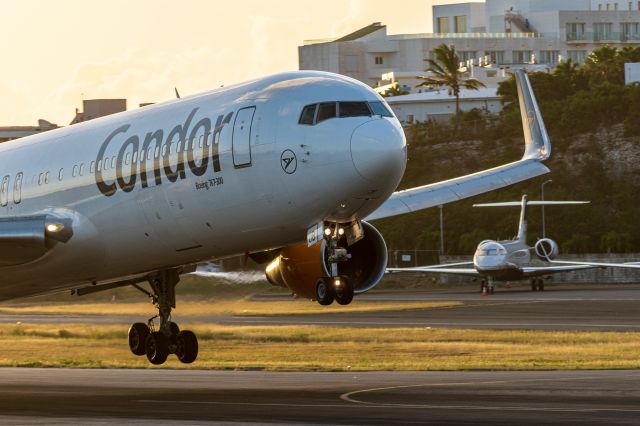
0,368,638,425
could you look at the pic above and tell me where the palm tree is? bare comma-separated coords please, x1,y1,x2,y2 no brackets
417,44,485,118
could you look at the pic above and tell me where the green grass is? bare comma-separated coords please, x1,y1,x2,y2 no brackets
0,323,638,371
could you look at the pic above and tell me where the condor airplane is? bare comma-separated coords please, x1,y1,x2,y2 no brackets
0,69,548,364
387,195,596,293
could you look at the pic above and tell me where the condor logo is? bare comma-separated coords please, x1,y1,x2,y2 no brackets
95,108,233,196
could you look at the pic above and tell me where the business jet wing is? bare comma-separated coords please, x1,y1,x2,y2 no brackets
387,262,480,277
542,259,640,269
367,69,550,221
520,264,603,276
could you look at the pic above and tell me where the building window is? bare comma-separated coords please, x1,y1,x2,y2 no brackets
621,22,639,40
458,51,476,62
374,56,384,65
615,2,619,10
540,50,560,64
437,17,450,33
594,22,613,41
567,50,587,64
454,15,467,33
485,50,505,65
512,50,533,64
566,23,586,41
630,2,634,10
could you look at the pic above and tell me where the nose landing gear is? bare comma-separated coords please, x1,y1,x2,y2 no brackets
314,223,357,306
127,270,198,365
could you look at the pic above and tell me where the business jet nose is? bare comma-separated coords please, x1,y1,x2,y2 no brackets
350,119,406,183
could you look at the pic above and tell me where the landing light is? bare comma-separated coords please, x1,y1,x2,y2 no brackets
338,228,345,236
324,228,332,236
334,278,342,287
265,256,280,273
46,223,64,233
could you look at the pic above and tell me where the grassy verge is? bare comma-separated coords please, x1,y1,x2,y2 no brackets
0,300,460,317
0,323,638,370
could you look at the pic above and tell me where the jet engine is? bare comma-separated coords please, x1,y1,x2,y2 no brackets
534,238,559,260
264,221,387,300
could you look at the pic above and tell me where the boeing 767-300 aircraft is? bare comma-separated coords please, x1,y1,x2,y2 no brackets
0,69,549,364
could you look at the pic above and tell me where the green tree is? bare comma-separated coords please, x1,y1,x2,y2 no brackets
417,44,485,121
382,85,409,97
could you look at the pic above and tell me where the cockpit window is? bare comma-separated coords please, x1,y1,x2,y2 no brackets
339,102,371,118
299,104,317,125
368,101,393,117
317,102,337,123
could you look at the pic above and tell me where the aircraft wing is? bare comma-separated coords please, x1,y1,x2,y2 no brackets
520,264,603,277
543,259,640,269
387,263,480,277
367,69,550,221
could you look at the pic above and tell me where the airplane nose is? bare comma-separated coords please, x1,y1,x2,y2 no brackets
350,119,406,183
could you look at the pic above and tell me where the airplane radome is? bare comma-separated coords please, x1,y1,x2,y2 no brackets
0,70,549,364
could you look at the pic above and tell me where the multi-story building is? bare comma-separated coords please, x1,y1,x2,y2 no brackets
0,120,58,143
299,1,640,91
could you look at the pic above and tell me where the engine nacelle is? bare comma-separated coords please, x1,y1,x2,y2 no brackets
264,221,387,300
534,238,559,260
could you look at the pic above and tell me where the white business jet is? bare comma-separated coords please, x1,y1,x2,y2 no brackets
0,69,548,364
388,195,596,293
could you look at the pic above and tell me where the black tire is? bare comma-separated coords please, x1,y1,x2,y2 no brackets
531,280,537,292
167,321,180,339
176,330,199,364
316,278,335,306
538,280,545,292
146,331,169,365
335,278,354,306
489,286,495,295
128,322,149,356
481,281,486,292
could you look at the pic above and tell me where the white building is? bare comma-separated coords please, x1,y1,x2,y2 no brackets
299,1,640,91
386,88,501,124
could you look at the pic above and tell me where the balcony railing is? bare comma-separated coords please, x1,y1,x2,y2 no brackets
566,32,640,42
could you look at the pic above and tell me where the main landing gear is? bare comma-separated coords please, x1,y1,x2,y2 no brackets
314,223,356,306
530,278,545,292
127,270,198,365
480,278,495,295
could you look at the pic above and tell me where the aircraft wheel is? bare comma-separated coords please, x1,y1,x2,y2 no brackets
531,279,537,292
167,321,180,341
316,278,335,306
489,286,495,295
176,330,198,364
128,322,149,356
335,278,354,306
146,331,169,365
538,280,545,292
480,280,486,293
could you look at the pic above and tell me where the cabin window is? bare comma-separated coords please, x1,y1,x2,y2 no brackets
90,161,95,173
154,146,160,158
133,151,138,163
58,168,64,180
368,101,393,117
317,102,337,123
38,173,44,186
125,152,131,165
299,104,317,125
103,159,109,171
0,175,9,207
199,135,204,148
72,165,78,177
13,172,22,204
79,163,85,176
111,156,116,169
44,171,50,184
339,102,372,118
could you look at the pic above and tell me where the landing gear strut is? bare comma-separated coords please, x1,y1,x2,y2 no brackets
127,270,198,365
314,222,356,306
480,278,495,295
530,278,545,292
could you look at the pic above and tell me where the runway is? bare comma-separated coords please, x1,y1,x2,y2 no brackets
0,368,638,425
2,284,639,331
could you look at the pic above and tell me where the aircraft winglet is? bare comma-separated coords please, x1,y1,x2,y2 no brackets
515,69,551,161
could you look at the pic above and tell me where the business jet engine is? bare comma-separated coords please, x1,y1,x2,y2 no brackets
264,221,387,301
534,238,559,260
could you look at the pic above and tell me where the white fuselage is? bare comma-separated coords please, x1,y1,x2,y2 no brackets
0,71,406,300
473,239,532,279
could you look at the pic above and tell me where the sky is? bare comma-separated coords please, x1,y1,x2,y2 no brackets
0,0,472,125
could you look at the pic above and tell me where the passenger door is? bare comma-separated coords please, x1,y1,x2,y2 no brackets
232,106,255,168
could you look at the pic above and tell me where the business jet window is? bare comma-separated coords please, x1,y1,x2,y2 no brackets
79,163,85,176
339,102,371,118
72,165,78,177
299,104,317,125
317,102,337,123
44,171,50,184
368,101,393,117
58,168,64,181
